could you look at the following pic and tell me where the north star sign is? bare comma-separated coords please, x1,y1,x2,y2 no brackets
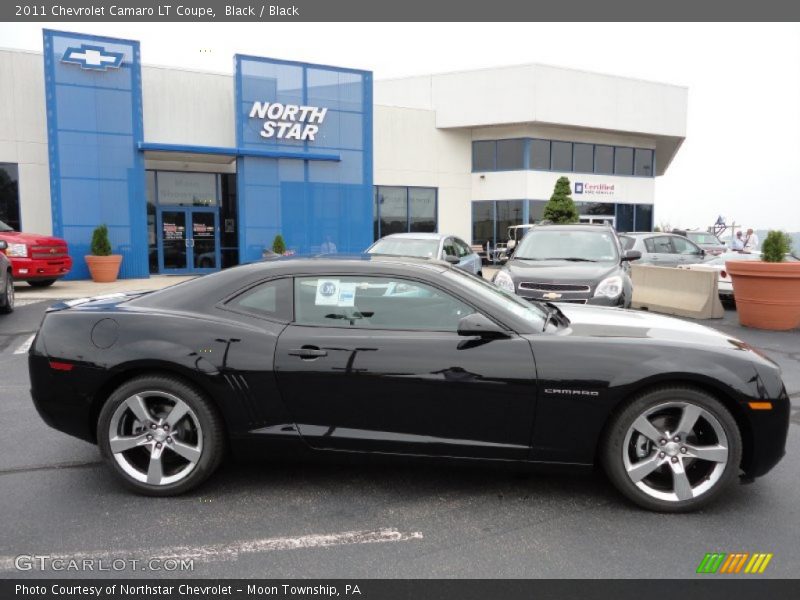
249,102,327,141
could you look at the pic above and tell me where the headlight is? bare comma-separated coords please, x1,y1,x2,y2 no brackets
594,275,623,299
6,243,27,257
493,270,516,293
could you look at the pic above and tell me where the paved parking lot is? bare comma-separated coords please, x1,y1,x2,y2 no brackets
0,298,798,579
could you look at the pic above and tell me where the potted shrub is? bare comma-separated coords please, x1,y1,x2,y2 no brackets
726,230,800,330
272,234,286,255
85,224,123,283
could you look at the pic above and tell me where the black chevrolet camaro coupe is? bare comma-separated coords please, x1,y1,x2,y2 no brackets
29,257,789,511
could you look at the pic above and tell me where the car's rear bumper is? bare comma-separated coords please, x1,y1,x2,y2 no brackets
11,256,73,280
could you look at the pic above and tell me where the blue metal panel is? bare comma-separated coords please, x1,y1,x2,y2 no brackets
234,54,373,262
43,29,148,279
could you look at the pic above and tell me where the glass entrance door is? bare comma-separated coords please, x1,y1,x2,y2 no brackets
158,208,220,274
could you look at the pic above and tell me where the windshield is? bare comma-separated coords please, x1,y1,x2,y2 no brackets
514,229,619,262
0,220,13,232
442,270,546,329
367,238,440,259
688,232,720,245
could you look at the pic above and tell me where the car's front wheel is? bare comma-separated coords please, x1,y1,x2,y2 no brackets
602,387,742,512
97,375,224,495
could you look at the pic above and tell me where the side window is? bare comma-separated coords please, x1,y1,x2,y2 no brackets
294,276,474,331
671,236,702,255
442,239,459,258
646,236,674,254
455,238,472,257
226,277,293,321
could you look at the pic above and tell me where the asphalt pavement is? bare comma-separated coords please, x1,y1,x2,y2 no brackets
0,299,798,579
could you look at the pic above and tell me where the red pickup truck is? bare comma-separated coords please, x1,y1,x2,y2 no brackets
0,219,73,286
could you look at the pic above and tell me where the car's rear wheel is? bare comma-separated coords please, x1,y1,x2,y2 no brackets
0,272,13,313
97,375,224,496
602,387,741,512
27,279,56,287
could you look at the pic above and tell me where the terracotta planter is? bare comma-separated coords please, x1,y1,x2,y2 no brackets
85,255,123,283
726,260,800,330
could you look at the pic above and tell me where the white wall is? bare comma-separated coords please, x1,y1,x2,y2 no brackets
142,65,235,147
0,49,51,235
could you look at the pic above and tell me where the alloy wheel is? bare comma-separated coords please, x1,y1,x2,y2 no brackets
6,276,14,309
108,391,203,486
622,401,729,502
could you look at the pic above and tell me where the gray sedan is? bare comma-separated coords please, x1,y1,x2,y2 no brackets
366,233,483,276
619,232,707,267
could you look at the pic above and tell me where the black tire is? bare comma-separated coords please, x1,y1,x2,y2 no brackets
602,386,742,512
27,279,56,288
97,374,224,496
0,272,13,314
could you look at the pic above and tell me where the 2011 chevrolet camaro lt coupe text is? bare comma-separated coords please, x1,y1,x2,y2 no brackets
29,257,789,511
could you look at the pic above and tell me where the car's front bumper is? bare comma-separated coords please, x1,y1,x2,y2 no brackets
742,386,791,479
519,293,623,307
11,256,73,280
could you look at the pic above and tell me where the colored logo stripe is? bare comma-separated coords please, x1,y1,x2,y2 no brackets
697,552,773,574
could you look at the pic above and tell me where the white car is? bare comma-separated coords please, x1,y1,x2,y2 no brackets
700,251,799,305
366,233,483,276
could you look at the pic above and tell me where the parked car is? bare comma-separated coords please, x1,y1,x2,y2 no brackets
493,224,640,307
0,219,73,287
700,251,800,306
0,240,14,313
366,233,482,276
29,256,789,511
619,232,706,267
673,229,727,256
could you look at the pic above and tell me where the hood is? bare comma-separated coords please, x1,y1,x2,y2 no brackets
0,231,68,246
505,259,619,282
557,304,743,349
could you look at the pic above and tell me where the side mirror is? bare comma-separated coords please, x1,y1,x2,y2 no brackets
622,249,641,261
0,240,6,251
444,254,460,265
457,313,508,338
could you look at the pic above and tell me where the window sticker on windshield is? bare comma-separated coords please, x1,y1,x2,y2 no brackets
315,279,340,306
337,282,356,307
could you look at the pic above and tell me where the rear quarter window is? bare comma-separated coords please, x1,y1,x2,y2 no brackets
225,277,293,321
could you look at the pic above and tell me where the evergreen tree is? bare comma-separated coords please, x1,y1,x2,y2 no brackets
272,234,286,255
543,177,579,224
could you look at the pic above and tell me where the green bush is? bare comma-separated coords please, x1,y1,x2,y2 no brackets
760,230,792,263
543,176,579,224
90,224,112,256
272,234,286,255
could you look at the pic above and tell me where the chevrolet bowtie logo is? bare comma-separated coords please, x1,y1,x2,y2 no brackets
62,44,124,71
542,292,562,300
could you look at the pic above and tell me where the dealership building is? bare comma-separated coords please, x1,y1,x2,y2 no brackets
0,30,687,279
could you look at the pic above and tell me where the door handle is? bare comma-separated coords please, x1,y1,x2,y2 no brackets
289,347,328,359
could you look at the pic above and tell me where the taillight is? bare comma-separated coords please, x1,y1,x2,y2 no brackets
49,361,74,371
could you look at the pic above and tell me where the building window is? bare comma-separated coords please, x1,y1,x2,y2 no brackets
0,163,20,231
471,200,526,249
471,138,655,178
634,204,653,231
496,139,526,170
614,147,634,176
594,145,614,175
472,141,496,171
634,148,654,177
551,141,573,171
156,172,218,206
573,143,593,173
374,186,438,239
529,139,551,170
616,203,634,232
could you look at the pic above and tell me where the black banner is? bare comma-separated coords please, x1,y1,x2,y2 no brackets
3,580,800,600
4,0,800,22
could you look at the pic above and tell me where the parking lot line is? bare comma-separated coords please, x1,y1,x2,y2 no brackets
12,334,35,355
0,528,424,571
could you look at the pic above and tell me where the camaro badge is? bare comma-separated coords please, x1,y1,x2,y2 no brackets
542,292,562,300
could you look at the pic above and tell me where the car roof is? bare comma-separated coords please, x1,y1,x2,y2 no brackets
532,224,615,232
623,231,681,237
378,233,448,241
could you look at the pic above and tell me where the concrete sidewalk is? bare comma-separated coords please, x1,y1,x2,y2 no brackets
13,275,197,300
